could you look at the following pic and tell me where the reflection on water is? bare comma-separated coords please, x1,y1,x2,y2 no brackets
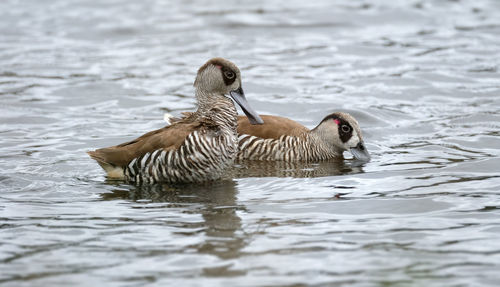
233,159,365,178
1,0,500,286
102,180,247,263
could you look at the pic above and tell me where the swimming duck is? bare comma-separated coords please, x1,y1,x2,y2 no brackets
237,112,370,161
167,112,371,162
88,58,263,184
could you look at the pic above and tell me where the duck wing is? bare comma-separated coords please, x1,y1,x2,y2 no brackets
237,115,308,140
88,120,206,168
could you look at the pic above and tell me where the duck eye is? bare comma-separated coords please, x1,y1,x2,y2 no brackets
224,70,235,79
341,125,351,133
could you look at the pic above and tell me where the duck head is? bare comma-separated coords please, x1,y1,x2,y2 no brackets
313,112,371,161
194,58,264,125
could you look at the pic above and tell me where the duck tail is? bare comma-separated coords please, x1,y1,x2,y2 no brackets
87,151,125,179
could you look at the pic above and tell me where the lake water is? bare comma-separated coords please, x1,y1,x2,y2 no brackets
1,0,500,286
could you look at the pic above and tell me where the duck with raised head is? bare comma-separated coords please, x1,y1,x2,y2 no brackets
88,58,263,184
236,112,370,162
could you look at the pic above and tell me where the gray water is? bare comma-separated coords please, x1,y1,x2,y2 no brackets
1,0,500,286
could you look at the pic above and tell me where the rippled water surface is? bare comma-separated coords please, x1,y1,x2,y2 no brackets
1,0,500,286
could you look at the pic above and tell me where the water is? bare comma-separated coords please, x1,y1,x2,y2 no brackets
1,0,500,286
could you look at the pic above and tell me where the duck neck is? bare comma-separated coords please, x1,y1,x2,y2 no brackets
307,128,343,160
195,89,237,129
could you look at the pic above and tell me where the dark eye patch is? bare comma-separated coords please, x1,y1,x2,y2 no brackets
337,120,353,143
318,113,354,143
330,118,352,143
221,66,236,86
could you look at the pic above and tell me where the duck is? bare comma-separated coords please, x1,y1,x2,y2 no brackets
166,112,370,162
88,57,264,184
236,112,370,161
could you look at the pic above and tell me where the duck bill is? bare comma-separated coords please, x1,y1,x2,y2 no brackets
350,142,371,162
229,87,264,125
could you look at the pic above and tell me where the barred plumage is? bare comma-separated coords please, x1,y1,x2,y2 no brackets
120,100,241,184
237,133,338,161
125,129,238,184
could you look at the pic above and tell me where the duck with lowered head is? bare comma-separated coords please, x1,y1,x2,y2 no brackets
236,112,370,162
167,111,370,162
